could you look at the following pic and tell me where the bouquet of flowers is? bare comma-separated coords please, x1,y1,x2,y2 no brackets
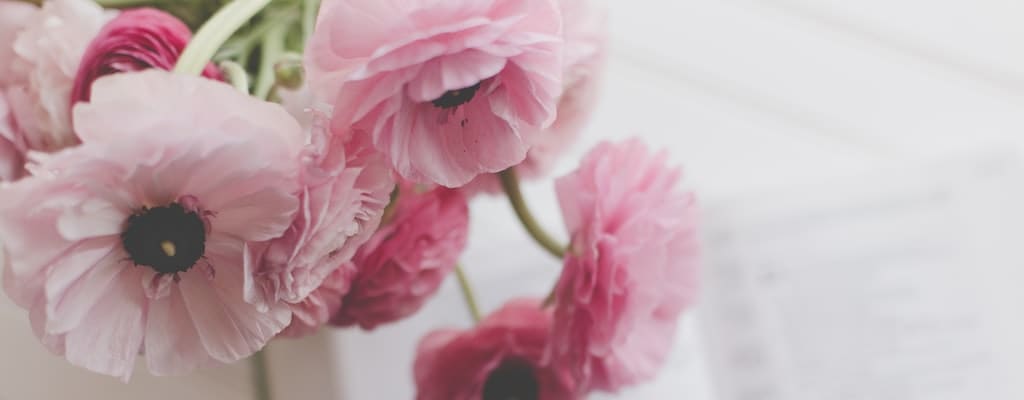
0,0,699,398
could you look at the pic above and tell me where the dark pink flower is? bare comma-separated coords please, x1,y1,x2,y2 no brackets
71,8,222,105
306,0,564,187
331,181,469,330
549,139,700,392
414,299,578,400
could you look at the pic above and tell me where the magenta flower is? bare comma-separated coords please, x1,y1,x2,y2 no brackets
549,139,700,392
306,0,564,187
4,0,111,153
331,181,469,330
244,116,394,312
71,8,223,105
415,299,577,400
0,71,305,379
279,265,355,338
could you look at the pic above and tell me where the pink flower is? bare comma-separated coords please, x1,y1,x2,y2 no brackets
331,181,469,330
5,0,112,153
414,299,577,400
462,0,609,195
244,115,394,311
71,8,223,106
279,265,354,338
307,0,564,187
549,139,700,392
0,70,305,379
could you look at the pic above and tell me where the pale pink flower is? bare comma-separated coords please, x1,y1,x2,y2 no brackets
244,115,394,311
71,8,223,105
415,299,578,400
307,0,564,187
5,0,112,153
0,70,305,380
279,265,354,338
462,0,609,195
549,139,700,392
331,181,469,330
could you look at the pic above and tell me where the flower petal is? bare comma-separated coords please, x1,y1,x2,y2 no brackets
63,267,146,381
44,238,121,334
145,286,213,376
179,245,290,363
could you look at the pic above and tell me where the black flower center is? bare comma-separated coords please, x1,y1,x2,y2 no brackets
482,358,540,400
121,203,206,275
431,82,481,109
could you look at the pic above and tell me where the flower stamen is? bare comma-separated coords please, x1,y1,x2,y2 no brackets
122,202,207,275
431,82,481,109
482,358,540,400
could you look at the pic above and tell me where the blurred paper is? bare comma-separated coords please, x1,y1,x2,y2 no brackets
699,151,1024,400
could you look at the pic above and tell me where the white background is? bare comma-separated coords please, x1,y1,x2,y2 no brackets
4,0,1024,398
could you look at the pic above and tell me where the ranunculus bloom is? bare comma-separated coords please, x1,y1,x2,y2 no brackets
71,8,223,105
0,70,304,380
279,265,354,338
549,139,700,392
414,299,577,400
307,0,564,187
244,114,394,312
331,181,469,330
5,0,111,153
462,0,608,195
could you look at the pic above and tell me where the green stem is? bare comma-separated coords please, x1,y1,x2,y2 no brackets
254,22,289,100
250,349,272,400
175,0,271,76
219,60,250,93
498,169,566,259
302,0,319,44
454,265,482,323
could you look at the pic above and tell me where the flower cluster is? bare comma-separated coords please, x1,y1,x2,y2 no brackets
0,0,699,398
